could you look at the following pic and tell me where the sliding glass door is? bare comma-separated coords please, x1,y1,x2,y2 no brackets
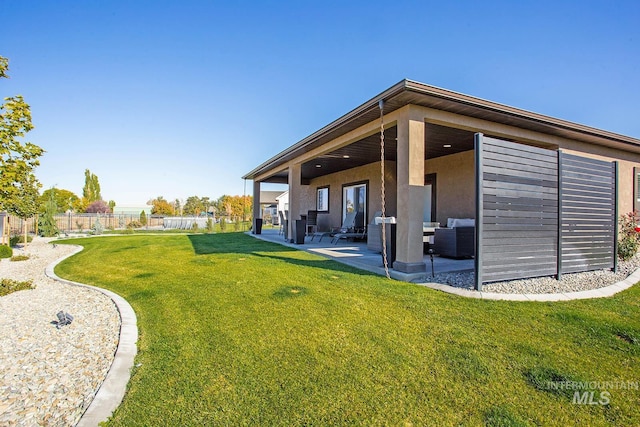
342,182,367,228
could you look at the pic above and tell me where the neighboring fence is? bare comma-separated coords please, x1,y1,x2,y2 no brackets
475,134,617,289
4,213,165,235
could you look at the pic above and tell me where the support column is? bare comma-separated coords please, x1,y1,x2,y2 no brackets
394,107,426,273
287,163,302,242
252,180,261,233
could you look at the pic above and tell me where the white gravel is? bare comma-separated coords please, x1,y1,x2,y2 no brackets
0,238,120,427
429,253,640,293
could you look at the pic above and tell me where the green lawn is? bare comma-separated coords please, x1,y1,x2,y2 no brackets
55,234,640,426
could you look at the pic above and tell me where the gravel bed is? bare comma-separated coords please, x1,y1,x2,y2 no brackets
428,253,640,293
0,238,120,427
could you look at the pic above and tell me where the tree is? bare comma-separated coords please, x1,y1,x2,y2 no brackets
215,195,252,221
183,196,205,216
82,169,101,208
108,200,116,211
148,196,175,216
139,210,147,226
39,188,82,213
86,200,111,213
38,189,59,237
0,56,44,237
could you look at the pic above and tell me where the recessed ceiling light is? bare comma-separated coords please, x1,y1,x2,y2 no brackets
342,155,350,159
443,144,452,148
315,164,322,168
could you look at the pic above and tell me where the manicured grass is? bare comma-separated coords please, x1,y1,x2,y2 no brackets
55,234,640,426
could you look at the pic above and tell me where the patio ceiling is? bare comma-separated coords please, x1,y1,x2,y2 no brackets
261,124,477,183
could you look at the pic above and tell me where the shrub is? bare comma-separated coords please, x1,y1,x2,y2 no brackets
140,210,148,226
206,217,214,232
0,278,34,296
75,220,84,231
618,212,640,261
10,235,33,246
0,245,12,259
10,254,29,261
191,222,199,232
92,215,104,235
128,220,142,229
219,218,226,232
234,219,241,231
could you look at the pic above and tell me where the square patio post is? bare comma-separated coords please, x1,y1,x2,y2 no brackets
252,180,261,232
394,107,427,273
287,163,302,242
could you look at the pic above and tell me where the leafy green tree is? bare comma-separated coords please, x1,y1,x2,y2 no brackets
39,188,82,213
82,169,101,209
0,55,44,233
183,196,205,216
149,196,175,216
173,199,181,215
108,200,116,211
38,190,59,237
139,210,147,226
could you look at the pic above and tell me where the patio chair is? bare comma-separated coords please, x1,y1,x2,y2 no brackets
433,218,475,258
306,210,318,235
331,211,366,244
311,211,357,242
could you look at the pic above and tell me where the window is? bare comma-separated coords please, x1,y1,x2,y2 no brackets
342,181,367,228
317,186,329,212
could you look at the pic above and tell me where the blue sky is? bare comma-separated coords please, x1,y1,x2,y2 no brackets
2,1,639,205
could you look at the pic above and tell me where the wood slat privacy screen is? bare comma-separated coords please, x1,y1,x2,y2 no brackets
476,135,559,285
475,135,616,289
559,153,616,275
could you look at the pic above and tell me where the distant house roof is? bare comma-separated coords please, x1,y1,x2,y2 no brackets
259,191,285,205
113,206,152,215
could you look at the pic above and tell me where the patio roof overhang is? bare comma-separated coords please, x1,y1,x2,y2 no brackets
243,79,640,183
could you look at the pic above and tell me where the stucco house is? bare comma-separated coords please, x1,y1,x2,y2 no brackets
244,80,640,289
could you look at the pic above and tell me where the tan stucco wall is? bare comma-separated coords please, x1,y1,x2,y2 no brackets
292,161,397,231
425,150,475,226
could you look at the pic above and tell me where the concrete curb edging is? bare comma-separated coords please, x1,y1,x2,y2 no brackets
419,266,640,301
44,245,138,426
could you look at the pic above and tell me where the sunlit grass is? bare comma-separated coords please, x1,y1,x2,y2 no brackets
55,233,640,426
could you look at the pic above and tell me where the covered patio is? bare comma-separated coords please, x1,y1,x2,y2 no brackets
244,80,640,290
251,228,474,283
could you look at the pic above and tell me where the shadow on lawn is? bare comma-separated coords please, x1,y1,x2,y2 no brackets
187,233,379,278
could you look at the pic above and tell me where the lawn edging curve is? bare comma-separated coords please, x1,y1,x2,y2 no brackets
45,244,138,426
421,266,640,301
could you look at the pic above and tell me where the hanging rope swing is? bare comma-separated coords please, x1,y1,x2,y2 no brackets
379,100,391,279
